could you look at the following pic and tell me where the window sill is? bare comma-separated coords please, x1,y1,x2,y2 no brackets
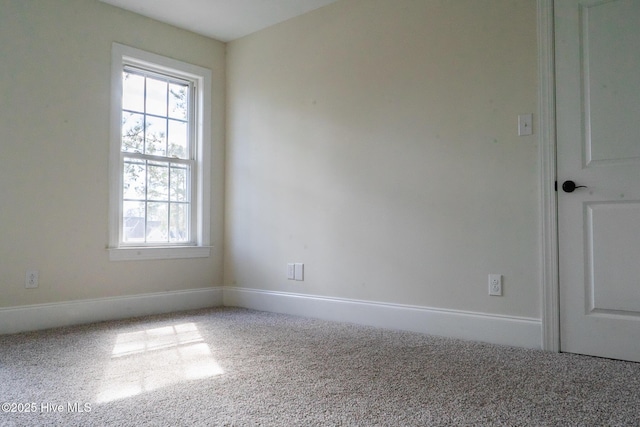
108,246,211,261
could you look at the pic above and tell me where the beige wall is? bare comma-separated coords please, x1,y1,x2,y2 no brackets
0,0,225,308
0,0,541,321
225,0,540,318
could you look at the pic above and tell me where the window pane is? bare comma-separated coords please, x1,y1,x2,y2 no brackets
122,112,144,153
169,83,188,120
146,77,167,117
148,162,169,201
123,201,145,243
168,120,188,158
170,165,189,202
145,116,167,156
147,202,168,242
122,72,144,112
123,160,146,200
170,203,189,242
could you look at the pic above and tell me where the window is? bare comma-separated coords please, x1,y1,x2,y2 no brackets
109,43,211,260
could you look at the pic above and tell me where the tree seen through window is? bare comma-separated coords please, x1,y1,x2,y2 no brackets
120,69,193,244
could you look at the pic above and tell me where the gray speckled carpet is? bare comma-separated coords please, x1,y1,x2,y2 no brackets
1,307,639,426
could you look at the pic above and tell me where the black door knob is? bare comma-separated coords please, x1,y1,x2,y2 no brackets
562,180,587,193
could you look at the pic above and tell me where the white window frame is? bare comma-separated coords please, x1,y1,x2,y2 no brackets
108,43,211,261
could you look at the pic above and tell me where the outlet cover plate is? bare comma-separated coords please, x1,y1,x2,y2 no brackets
287,263,295,280
26,270,39,289
488,274,502,296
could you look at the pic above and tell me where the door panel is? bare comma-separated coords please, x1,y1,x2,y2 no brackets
588,202,640,313
556,0,640,362
584,0,640,164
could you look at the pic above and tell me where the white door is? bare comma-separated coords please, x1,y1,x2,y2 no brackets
556,0,640,362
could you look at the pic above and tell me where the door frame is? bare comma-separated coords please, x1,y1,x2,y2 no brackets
538,0,560,352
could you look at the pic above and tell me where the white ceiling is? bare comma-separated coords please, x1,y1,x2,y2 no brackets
99,0,339,42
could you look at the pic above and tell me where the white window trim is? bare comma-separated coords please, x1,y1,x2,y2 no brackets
108,43,211,261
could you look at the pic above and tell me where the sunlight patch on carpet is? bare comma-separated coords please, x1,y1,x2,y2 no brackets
96,323,224,403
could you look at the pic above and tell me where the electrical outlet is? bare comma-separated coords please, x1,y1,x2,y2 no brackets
26,270,39,289
287,263,295,280
488,274,502,296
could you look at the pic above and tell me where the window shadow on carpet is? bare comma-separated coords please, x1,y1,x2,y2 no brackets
96,322,224,403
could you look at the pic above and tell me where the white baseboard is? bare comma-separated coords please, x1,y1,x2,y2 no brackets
0,287,223,335
1,287,542,349
223,287,542,349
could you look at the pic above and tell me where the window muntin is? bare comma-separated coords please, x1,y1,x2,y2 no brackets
119,67,195,246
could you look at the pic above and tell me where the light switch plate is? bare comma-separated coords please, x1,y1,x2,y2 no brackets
518,114,533,136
